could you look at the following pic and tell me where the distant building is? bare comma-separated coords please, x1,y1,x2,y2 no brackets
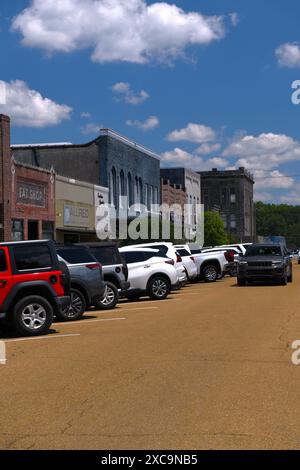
199,167,255,242
160,168,201,237
160,178,186,225
12,129,161,218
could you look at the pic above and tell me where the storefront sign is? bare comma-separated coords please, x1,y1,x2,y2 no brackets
17,180,45,207
64,203,90,228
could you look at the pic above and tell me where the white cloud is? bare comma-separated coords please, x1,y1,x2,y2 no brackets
280,187,300,205
112,82,149,105
126,115,159,131
80,122,101,135
223,132,300,170
255,170,294,190
254,192,273,203
167,123,216,143
276,42,300,68
161,147,228,170
196,142,221,155
12,0,227,64
229,13,239,27
0,79,72,127
81,112,92,119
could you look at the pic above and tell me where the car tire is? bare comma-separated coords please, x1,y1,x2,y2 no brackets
237,278,246,286
148,276,170,300
202,265,218,283
95,282,119,310
288,268,293,283
12,295,53,336
56,288,86,321
279,272,288,286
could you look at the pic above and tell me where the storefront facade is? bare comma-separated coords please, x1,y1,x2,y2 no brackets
11,159,55,241
55,175,108,243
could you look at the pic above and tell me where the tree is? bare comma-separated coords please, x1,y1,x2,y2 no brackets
204,211,228,247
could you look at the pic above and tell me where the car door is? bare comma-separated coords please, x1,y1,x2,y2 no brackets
121,251,152,290
0,247,13,310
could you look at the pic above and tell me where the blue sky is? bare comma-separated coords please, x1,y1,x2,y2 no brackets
1,0,300,203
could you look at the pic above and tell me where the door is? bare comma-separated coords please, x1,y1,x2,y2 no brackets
28,221,39,240
0,248,12,309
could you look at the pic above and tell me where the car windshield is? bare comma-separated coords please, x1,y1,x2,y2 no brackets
245,245,282,257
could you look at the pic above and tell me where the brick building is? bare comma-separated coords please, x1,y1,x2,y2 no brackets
160,168,201,238
199,167,255,242
12,129,161,218
160,178,186,224
0,114,56,241
11,159,55,241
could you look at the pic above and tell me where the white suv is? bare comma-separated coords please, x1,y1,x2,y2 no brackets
119,248,180,301
124,242,187,285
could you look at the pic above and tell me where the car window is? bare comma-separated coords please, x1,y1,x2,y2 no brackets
88,246,121,266
57,247,96,264
122,251,153,264
177,249,190,257
190,249,202,254
14,245,52,270
245,245,282,257
0,250,7,271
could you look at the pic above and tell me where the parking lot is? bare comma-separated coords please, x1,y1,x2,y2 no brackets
1,265,300,450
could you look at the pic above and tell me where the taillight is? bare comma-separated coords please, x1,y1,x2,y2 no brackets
224,250,234,263
176,254,182,263
165,259,175,265
86,262,101,270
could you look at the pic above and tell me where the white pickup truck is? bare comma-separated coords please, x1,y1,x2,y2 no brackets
175,244,232,282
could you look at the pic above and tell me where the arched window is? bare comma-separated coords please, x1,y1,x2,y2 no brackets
120,170,125,209
110,167,117,208
127,172,133,207
135,177,139,204
139,178,143,205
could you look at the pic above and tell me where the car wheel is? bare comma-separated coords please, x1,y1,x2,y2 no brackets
12,295,53,336
57,288,86,321
288,268,293,283
280,272,288,285
202,265,218,282
95,282,119,310
237,278,246,286
148,276,170,300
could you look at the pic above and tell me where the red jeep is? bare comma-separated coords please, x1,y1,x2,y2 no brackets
0,240,70,336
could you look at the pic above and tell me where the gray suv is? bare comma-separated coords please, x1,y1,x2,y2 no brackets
77,243,130,296
56,246,117,320
237,243,293,286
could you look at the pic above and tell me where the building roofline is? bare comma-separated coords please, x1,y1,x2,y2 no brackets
11,128,161,161
100,128,160,160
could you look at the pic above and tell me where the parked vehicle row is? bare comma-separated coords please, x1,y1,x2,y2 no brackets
1,238,293,337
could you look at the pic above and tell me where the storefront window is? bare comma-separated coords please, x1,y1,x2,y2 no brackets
12,219,24,241
42,221,54,240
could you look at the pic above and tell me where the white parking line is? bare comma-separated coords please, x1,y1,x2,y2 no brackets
119,306,159,311
4,333,80,343
53,317,126,326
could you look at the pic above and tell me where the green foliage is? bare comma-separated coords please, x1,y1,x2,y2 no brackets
204,211,228,247
255,201,300,247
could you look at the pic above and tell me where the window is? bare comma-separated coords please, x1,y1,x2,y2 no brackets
13,245,52,271
127,173,133,207
110,167,117,208
11,219,24,241
230,214,236,229
221,214,227,229
230,188,236,204
0,250,7,272
57,247,96,264
177,249,190,257
221,188,227,205
42,221,54,240
121,251,153,264
89,246,121,266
